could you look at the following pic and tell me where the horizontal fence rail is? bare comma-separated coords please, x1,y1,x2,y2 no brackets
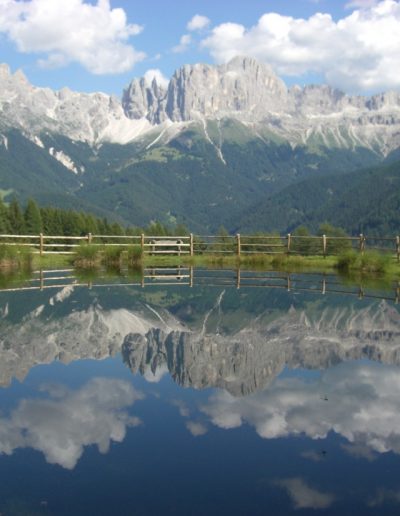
0,232,399,259
1,267,399,303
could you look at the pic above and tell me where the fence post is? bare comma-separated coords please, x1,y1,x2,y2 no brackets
396,236,400,263
87,232,92,244
141,233,145,253
236,233,241,257
359,234,365,255
322,234,327,258
236,268,241,289
39,232,44,257
190,233,194,257
287,233,291,254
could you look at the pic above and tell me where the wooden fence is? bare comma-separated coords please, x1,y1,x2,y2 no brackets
0,232,399,260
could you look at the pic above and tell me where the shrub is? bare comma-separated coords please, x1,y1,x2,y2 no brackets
0,244,32,270
318,223,352,255
291,226,320,256
359,251,391,273
127,245,143,266
102,245,124,268
336,250,391,274
336,250,358,273
0,244,17,261
74,243,100,268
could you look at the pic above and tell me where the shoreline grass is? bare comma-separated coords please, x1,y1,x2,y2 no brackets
20,248,400,280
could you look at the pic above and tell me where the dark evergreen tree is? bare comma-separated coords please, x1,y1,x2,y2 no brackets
0,198,11,234
24,198,42,234
8,197,25,234
110,222,125,236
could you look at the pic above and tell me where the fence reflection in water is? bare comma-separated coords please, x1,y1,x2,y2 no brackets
0,267,399,304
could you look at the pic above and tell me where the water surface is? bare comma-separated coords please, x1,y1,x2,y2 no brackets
0,270,400,515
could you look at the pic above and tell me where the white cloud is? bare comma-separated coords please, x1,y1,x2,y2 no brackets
201,0,400,92
0,378,143,469
346,0,379,8
143,69,169,90
341,442,378,461
201,362,400,456
187,14,210,32
172,34,192,54
186,421,208,436
274,477,335,509
0,0,145,74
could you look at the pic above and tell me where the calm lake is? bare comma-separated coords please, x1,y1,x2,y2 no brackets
1,268,400,515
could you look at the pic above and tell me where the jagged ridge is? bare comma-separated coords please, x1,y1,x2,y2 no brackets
1,57,400,155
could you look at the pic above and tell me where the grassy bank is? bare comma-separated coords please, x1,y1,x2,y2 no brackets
0,244,33,271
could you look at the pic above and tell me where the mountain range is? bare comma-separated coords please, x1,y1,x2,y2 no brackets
1,56,400,232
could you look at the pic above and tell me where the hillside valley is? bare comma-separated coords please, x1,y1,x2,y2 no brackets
1,57,400,232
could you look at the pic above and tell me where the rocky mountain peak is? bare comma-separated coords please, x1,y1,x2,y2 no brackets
1,56,400,154
122,76,167,124
124,55,290,123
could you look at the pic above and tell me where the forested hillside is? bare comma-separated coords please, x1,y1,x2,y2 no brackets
236,160,400,235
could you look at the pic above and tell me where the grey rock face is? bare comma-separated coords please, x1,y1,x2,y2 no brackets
122,77,167,124
163,56,289,122
98,56,400,155
2,56,400,154
0,63,151,145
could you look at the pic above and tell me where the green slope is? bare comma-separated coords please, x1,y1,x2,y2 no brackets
0,122,390,232
235,159,400,235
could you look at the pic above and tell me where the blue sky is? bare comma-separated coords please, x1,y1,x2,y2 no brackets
0,0,399,96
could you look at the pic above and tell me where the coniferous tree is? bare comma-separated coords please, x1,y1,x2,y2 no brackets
110,222,125,236
8,197,25,234
0,198,11,234
24,198,42,234
83,214,99,235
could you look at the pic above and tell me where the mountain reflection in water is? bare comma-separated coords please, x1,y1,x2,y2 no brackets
0,273,400,515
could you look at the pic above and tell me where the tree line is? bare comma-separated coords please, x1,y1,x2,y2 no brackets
0,197,190,237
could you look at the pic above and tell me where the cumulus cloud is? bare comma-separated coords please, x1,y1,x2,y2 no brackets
201,0,400,92
186,421,208,436
273,477,335,509
172,34,192,53
0,378,143,469
201,362,400,456
187,14,210,32
143,69,169,90
341,442,378,461
346,0,379,8
0,0,145,74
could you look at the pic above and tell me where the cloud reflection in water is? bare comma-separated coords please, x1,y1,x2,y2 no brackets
0,378,142,469
201,362,400,456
